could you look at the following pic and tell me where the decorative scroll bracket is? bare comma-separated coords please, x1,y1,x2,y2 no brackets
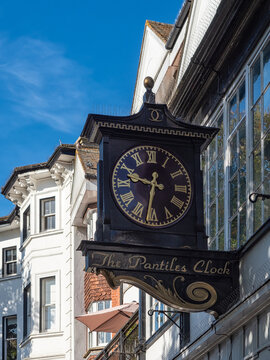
78,241,239,318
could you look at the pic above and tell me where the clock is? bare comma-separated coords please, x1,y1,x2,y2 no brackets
111,145,192,228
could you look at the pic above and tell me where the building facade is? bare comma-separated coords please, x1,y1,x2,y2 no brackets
129,0,270,359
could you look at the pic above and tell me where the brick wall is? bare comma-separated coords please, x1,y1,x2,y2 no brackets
84,273,121,311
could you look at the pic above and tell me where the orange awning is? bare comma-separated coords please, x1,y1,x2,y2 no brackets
76,302,138,333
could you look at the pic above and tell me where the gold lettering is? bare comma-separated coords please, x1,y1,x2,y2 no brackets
171,195,184,209
117,178,130,187
148,208,158,221
170,169,183,179
164,206,173,219
132,202,144,218
131,152,144,167
162,157,169,168
128,255,146,269
120,191,134,206
193,260,205,273
175,185,187,193
121,163,134,174
146,150,157,164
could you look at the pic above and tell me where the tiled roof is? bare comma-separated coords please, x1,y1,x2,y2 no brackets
0,206,19,224
77,144,99,179
2,144,76,196
146,20,173,43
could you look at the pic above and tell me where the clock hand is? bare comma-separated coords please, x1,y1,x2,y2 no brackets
146,172,164,222
128,173,151,185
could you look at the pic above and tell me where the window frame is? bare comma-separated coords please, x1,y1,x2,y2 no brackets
23,206,30,241
3,315,17,360
203,31,270,250
40,276,56,333
40,197,56,232
2,247,17,277
23,284,31,338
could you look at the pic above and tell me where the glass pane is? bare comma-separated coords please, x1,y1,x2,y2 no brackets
45,216,55,230
239,206,246,246
263,87,270,133
254,194,262,231
45,305,56,330
230,217,238,250
263,41,270,90
230,176,237,217
5,249,16,262
239,82,246,120
209,164,216,204
218,192,224,229
45,278,56,304
217,115,223,155
252,58,261,104
217,157,224,193
239,170,246,205
6,318,17,338
44,199,55,215
210,203,216,238
209,238,216,250
7,263,16,275
230,135,237,177
264,132,270,180
7,340,17,360
229,94,237,133
98,332,106,345
218,231,224,251
98,301,104,311
105,300,111,309
253,102,261,145
253,146,262,190
263,178,270,222
239,120,246,171
209,139,216,164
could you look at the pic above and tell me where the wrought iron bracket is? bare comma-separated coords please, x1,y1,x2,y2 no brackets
249,192,270,203
148,309,182,330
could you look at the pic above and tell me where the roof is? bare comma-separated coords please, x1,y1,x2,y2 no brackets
0,206,19,225
1,144,76,196
146,20,173,43
76,143,99,179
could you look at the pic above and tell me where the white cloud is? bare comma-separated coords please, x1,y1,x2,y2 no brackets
0,36,92,132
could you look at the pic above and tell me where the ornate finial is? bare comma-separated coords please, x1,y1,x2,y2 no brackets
143,76,156,104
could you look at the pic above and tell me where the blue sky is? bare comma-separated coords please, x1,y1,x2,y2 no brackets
0,0,182,216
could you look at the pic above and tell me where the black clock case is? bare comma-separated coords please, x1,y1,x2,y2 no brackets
82,104,219,251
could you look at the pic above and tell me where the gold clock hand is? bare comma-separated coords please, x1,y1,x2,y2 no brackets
128,173,151,185
146,172,164,222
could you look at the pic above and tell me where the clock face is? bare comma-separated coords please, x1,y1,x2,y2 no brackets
111,145,192,228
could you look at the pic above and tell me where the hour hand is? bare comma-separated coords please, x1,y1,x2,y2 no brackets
128,173,151,185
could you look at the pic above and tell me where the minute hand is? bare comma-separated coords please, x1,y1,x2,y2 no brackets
146,172,164,222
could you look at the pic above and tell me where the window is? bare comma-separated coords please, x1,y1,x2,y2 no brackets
88,300,112,348
251,40,270,231
40,197,55,231
23,206,30,241
204,36,270,250
3,316,17,360
3,247,17,277
40,277,56,332
23,284,31,338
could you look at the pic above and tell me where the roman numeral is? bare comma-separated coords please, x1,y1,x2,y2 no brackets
131,152,143,167
146,150,157,164
148,208,158,221
117,178,130,187
120,191,134,206
170,169,183,179
175,185,187,193
162,157,169,168
171,195,184,209
132,202,144,218
121,163,134,174
164,207,173,219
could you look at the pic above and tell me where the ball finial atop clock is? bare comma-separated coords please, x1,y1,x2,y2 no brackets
144,76,154,90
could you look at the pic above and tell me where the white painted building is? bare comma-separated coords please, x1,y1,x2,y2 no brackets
0,142,100,360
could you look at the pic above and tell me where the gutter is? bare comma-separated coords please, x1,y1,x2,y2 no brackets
165,0,191,50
